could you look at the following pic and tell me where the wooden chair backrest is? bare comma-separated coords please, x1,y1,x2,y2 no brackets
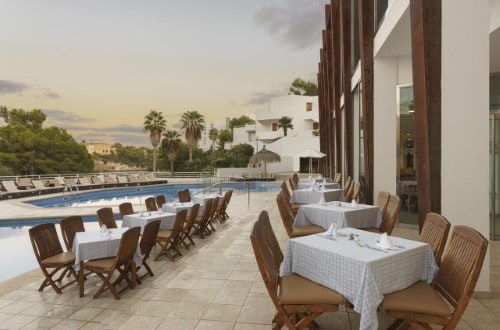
258,210,284,265
119,202,134,219
29,223,64,263
333,173,341,184
225,189,233,205
281,181,291,202
276,193,293,237
433,226,488,328
292,172,299,184
343,176,352,194
114,227,141,268
351,182,362,202
155,195,166,208
145,197,158,212
171,209,188,242
140,220,161,259
186,203,200,228
344,181,355,202
210,196,220,218
379,195,401,235
250,211,284,320
97,207,117,228
198,199,213,223
60,216,85,251
375,191,391,218
178,189,191,203
419,213,451,265
288,178,298,191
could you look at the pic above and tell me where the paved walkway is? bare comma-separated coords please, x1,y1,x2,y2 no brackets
0,190,498,329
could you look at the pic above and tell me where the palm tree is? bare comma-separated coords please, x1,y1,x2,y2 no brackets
162,130,181,175
180,110,205,161
278,116,294,136
143,110,166,172
208,127,218,151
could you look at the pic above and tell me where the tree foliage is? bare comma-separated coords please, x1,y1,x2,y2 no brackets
228,115,255,129
289,78,318,96
0,108,93,175
162,130,181,173
218,129,233,150
143,110,166,172
180,110,205,161
277,116,294,136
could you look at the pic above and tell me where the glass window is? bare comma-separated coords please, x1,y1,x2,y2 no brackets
306,102,313,112
272,123,278,131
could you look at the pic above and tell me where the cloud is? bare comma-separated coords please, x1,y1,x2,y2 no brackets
94,124,144,134
43,109,95,123
38,88,60,99
247,89,287,105
254,0,329,50
0,80,29,95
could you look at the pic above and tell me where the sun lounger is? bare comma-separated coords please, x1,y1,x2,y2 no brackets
18,178,34,189
1,180,19,192
77,177,91,185
104,176,117,184
117,176,129,183
63,178,77,186
127,175,139,183
91,177,104,184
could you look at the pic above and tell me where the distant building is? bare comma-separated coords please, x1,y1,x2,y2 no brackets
231,94,320,173
84,142,116,155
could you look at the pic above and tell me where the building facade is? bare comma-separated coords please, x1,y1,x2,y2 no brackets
84,142,116,155
316,0,495,293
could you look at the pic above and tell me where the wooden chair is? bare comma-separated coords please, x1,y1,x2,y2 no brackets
333,172,341,184
181,203,200,248
155,209,187,261
288,178,298,191
178,189,191,203
60,216,85,251
193,199,213,238
351,181,362,202
375,191,391,218
382,226,489,330
222,189,233,219
119,202,134,219
281,181,300,217
363,195,401,235
251,211,344,329
84,227,141,300
216,190,232,222
145,197,158,212
97,207,118,228
206,196,219,232
155,194,166,209
419,213,451,266
276,193,323,238
138,220,161,282
344,179,354,202
29,223,77,294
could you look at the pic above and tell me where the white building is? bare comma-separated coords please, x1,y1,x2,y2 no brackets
231,94,321,173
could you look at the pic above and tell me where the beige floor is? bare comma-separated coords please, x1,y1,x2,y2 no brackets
0,190,499,329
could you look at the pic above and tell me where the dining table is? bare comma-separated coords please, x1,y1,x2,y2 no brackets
297,182,340,190
280,228,438,330
161,201,203,216
72,227,142,297
290,188,344,204
122,211,177,233
192,193,222,206
293,201,381,229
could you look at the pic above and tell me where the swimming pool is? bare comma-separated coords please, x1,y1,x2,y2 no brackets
0,182,279,282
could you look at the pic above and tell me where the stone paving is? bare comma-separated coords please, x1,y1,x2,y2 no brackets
0,189,499,329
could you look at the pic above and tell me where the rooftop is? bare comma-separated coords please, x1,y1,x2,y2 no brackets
0,190,498,329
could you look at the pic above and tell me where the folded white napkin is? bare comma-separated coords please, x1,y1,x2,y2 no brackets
318,194,326,204
324,223,337,236
309,186,314,191
323,178,327,184
351,199,358,208
104,230,112,240
376,233,395,249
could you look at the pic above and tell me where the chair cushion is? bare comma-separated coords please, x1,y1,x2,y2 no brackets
279,274,344,305
157,229,172,239
291,225,324,237
382,282,451,318
41,251,75,265
85,257,115,270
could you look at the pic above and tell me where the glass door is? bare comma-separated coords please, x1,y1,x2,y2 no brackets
490,113,500,240
397,85,418,225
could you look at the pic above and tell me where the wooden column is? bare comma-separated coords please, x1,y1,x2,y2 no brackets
410,0,442,231
340,0,353,179
331,0,342,176
358,0,374,204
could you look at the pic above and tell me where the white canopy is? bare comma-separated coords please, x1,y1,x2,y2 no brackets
297,148,327,158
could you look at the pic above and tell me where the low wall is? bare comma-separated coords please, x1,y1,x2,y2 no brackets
216,168,263,178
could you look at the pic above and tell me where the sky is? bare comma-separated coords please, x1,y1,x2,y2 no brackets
0,0,329,147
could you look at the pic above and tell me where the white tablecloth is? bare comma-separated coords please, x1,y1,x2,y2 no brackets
294,202,381,229
290,188,344,204
161,201,203,216
298,182,340,190
192,194,222,206
280,228,438,330
73,228,142,271
299,178,332,184
122,211,177,233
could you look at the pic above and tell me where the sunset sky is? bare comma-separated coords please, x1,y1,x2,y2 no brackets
0,0,328,146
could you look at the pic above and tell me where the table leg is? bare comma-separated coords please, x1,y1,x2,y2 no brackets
79,261,84,297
